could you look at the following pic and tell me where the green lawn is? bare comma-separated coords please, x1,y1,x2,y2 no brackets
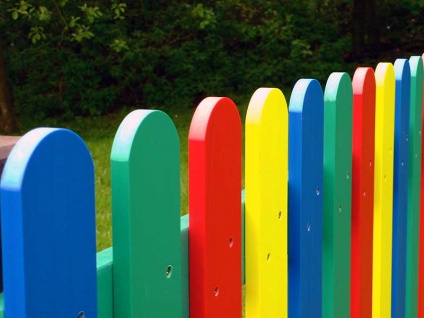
19,106,203,250
18,89,290,251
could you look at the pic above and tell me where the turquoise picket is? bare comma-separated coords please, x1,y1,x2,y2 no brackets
406,56,424,318
111,110,182,318
391,59,410,318
0,128,97,317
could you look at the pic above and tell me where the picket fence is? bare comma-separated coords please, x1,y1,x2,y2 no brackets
0,54,423,318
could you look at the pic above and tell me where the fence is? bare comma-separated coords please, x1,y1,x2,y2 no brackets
0,54,423,318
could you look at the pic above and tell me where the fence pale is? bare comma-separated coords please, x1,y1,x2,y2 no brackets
322,72,353,318
189,97,242,318
405,56,424,318
351,67,375,318
288,79,323,318
245,88,288,318
0,128,97,317
420,52,424,318
111,110,182,318
372,63,395,318
392,59,411,318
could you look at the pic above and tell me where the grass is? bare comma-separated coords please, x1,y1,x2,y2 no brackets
18,105,204,251
17,88,291,252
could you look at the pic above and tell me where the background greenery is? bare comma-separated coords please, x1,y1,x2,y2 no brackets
2,0,423,120
2,0,424,250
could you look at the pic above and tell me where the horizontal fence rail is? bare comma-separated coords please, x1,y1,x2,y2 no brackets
0,54,423,318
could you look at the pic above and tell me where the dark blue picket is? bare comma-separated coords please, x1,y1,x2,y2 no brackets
288,79,324,318
0,128,97,317
391,59,411,318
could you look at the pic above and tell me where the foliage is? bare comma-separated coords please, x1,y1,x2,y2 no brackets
0,0,422,119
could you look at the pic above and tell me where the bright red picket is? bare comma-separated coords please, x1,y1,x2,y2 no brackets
351,67,376,318
188,97,242,318
419,53,424,318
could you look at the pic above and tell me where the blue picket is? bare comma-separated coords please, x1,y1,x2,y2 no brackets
0,128,97,317
288,79,324,318
391,59,411,318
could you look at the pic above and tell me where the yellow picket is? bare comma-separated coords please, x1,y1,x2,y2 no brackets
372,63,395,318
245,88,288,318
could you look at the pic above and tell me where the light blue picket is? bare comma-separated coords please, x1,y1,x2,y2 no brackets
0,128,97,317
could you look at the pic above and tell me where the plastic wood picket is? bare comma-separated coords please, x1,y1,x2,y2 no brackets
0,128,97,317
405,56,424,318
372,63,395,318
288,79,323,318
322,72,353,318
245,88,288,318
188,97,242,318
391,59,411,318
420,53,424,318
350,67,375,318
111,110,182,318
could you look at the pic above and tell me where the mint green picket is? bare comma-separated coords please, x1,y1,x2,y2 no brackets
322,72,353,318
97,247,113,318
406,56,424,318
111,110,182,318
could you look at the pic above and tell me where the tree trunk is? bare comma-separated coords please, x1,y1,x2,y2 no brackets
366,0,379,52
352,0,366,55
0,41,18,134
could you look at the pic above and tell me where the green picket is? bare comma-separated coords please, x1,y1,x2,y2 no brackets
406,56,424,318
111,110,182,318
322,72,353,318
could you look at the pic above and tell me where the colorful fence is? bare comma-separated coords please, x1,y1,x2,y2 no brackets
0,55,423,318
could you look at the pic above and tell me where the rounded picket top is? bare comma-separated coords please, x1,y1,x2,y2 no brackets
246,87,288,126
111,109,180,162
289,79,323,115
353,67,376,97
111,109,182,318
325,72,353,105
0,127,97,317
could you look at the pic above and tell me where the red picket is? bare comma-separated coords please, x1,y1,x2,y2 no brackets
351,67,376,318
188,97,242,318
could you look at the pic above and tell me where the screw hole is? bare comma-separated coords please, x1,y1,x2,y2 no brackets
78,312,85,318
316,187,320,195
384,174,387,182
307,223,311,232
338,204,342,212
267,253,271,261
346,171,350,179
229,238,233,248
166,265,173,278
214,287,219,296
278,211,282,219
369,160,372,167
